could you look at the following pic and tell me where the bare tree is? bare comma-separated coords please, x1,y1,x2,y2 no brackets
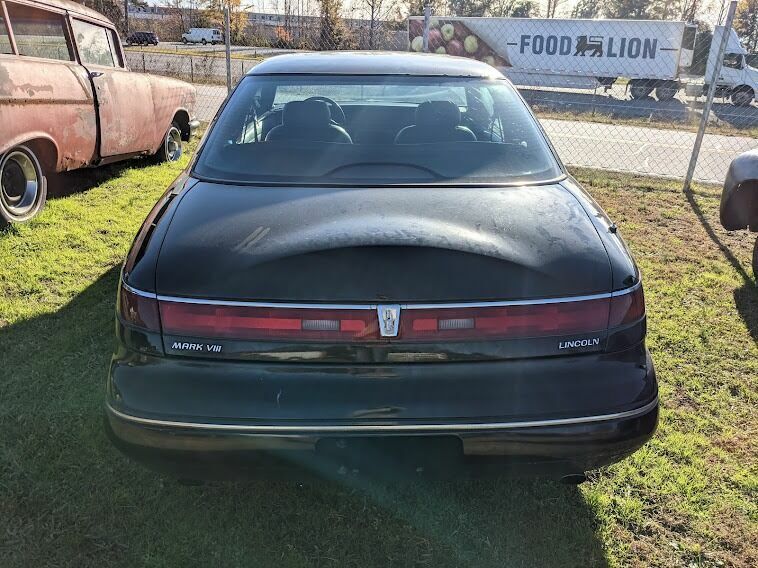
545,0,560,18
363,0,388,48
488,0,540,17
319,0,347,49
680,0,703,21
571,0,601,18
602,0,653,20
735,0,758,51
447,0,494,16
399,0,446,19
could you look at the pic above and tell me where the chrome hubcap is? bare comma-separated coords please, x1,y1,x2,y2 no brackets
165,127,182,161
1,150,39,218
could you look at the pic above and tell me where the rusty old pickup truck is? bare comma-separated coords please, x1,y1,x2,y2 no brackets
0,0,198,225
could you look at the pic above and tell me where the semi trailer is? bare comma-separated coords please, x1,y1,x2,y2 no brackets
408,17,757,106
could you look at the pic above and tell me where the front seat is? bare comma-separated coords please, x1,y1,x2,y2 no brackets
394,100,477,144
265,100,352,143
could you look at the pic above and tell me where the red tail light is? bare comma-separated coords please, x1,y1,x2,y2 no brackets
401,298,611,341
609,285,645,327
119,282,644,342
118,285,160,332
159,302,380,341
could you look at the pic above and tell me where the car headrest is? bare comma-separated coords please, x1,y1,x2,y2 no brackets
283,100,331,129
416,100,461,129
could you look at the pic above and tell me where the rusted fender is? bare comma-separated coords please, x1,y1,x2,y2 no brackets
146,74,197,153
721,148,758,232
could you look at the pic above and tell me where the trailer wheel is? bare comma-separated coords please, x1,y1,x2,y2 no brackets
731,87,754,107
0,145,47,226
655,83,678,101
630,82,654,100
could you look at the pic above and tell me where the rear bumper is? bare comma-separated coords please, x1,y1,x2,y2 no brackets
105,396,658,480
106,343,658,479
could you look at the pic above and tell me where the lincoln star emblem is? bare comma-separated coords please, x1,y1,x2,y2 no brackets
377,304,401,337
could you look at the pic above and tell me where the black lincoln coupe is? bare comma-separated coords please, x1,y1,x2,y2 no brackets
106,52,658,482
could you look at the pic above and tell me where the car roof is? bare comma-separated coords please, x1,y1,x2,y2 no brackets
25,0,113,25
248,52,504,78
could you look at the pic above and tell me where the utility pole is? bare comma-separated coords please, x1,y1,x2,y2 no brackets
225,5,232,94
422,3,430,52
683,0,738,191
124,0,129,34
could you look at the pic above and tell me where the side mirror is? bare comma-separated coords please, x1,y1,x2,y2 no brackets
720,149,758,279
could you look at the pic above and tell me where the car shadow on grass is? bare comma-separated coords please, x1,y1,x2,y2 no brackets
47,157,157,199
733,281,758,343
1,266,608,567
709,101,758,129
683,189,758,343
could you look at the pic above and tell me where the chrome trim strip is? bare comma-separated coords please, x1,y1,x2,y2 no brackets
106,396,657,434
146,280,642,310
156,296,376,310
611,280,642,297
122,282,158,299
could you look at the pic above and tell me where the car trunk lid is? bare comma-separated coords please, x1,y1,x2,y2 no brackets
152,182,617,361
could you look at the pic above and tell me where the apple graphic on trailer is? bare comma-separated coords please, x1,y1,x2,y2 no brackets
428,28,443,48
446,40,463,56
441,23,455,42
464,35,478,54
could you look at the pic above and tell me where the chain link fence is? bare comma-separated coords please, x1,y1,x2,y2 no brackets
124,1,757,184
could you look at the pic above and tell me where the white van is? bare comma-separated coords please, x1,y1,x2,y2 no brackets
182,28,224,45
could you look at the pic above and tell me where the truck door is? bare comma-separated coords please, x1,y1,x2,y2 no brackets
70,18,157,159
718,53,745,85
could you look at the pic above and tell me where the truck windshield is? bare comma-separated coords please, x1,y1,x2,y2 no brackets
193,75,563,185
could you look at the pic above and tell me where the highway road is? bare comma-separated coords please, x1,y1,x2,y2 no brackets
539,118,755,182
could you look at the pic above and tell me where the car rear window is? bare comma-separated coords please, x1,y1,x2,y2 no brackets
5,2,73,61
194,75,562,185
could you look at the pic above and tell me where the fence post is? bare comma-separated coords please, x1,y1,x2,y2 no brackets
683,0,737,191
224,6,232,94
142,51,145,73
190,56,194,83
422,4,430,53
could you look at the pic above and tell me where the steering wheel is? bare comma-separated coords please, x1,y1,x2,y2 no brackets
303,96,346,126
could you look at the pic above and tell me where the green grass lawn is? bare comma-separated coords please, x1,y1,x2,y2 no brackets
0,155,756,567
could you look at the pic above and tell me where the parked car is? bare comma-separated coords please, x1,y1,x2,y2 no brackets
106,52,658,482
0,0,199,226
125,31,159,46
720,148,758,278
181,28,223,45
